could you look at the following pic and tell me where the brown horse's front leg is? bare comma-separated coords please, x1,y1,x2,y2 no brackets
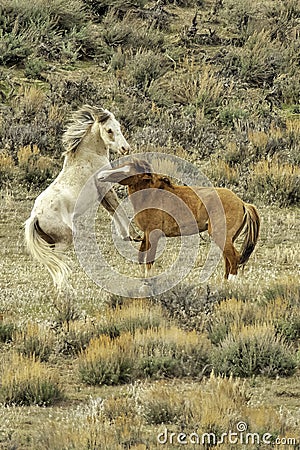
138,230,162,278
138,237,147,265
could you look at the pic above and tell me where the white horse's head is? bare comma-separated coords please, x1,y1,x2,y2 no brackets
98,110,130,155
62,105,131,158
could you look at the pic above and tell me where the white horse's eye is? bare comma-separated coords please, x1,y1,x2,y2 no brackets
107,129,114,136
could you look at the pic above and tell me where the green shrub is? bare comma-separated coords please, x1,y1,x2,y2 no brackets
221,0,262,38
82,0,147,20
219,104,249,127
223,30,289,87
0,0,86,32
0,0,99,65
24,57,48,79
263,279,300,304
275,315,300,343
16,336,53,362
126,49,171,90
213,325,297,377
134,327,212,379
207,298,258,345
102,13,165,50
138,356,182,379
0,28,33,65
0,322,15,343
149,65,231,117
55,329,97,356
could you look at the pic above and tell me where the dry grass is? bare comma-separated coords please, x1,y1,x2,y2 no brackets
0,150,15,171
78,323,212,385
206,158,239,186
0,353,63,406
0,0,299,446
14,322,56,361
249,157,299,206
13,86,46,116
0,189,299,450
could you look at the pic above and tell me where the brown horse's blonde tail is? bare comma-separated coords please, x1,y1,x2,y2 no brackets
239,203,260,267
24,216,70,290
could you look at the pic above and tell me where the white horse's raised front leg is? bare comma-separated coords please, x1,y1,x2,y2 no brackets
101,189,141,241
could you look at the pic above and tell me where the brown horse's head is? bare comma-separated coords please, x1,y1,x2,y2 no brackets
97,159,152,184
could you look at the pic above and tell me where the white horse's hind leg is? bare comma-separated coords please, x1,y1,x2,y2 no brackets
25,224,71,292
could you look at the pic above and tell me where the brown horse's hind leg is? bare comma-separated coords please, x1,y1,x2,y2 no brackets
223,241,240,279
208,221,238,279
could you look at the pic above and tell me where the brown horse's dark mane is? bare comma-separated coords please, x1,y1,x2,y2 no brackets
131,159,154,175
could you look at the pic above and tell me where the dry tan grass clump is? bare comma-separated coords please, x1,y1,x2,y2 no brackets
0,151,15,171
14,321,56,361
0,353,63,406
249,157,299,206
97,298,167,336
16,144,56,188
78,323,212,385
0,151,15,187
207,159,239,186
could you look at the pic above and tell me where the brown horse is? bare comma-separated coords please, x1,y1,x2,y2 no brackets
98,159,260,280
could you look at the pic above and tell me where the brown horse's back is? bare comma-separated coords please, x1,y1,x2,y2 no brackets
134,185,209,237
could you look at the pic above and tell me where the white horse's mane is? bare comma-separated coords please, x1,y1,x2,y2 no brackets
62,105,111,154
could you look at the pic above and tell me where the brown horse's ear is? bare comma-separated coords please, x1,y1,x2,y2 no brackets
141,173,152,180
134,159,153,174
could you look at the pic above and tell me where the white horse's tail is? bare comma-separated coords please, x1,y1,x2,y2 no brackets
24,216,70,290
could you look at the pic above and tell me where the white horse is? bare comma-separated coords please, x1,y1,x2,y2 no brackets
25,105,139,290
